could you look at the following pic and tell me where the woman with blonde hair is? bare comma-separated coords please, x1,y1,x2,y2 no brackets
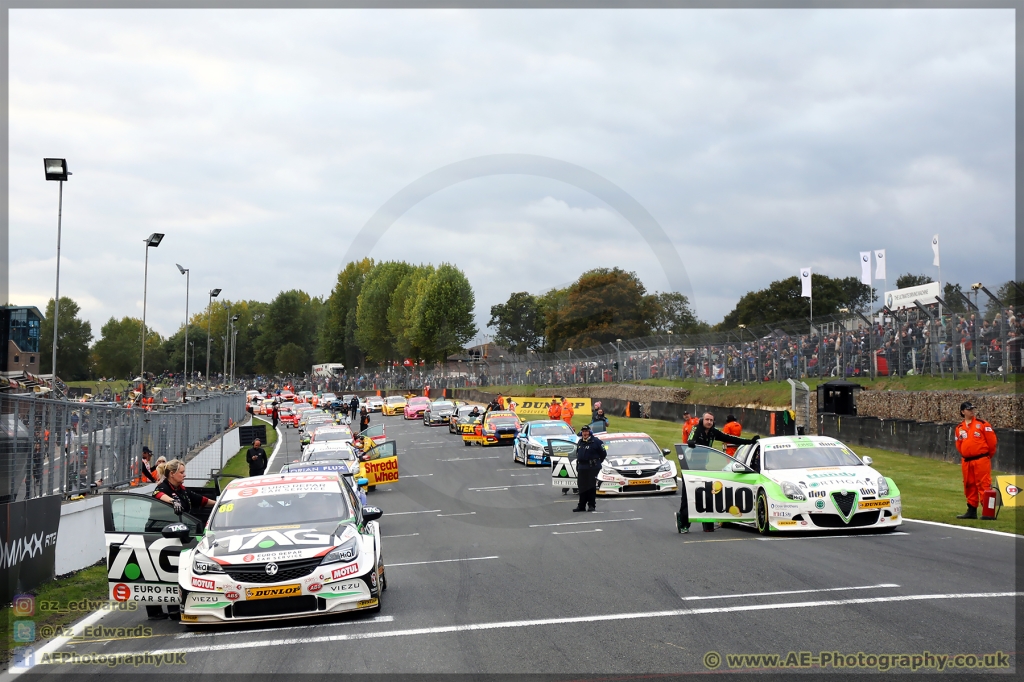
154,456,168,482
153,459,213,515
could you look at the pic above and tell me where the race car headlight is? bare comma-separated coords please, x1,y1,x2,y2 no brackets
782,481,806,501
600,464,617,476
877,477,890,497
321,537,360,565
192,554,224,574
657,462,672,473
483,427,495,434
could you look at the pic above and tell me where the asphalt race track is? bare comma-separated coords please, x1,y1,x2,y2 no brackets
24,414,1020,676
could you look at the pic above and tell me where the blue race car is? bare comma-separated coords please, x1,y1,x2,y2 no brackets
512,420,579,466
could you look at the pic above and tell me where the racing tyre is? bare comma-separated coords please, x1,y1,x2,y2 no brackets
464,441,472,447
755,489,771,535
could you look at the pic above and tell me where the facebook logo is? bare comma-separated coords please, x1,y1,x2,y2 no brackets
11,646,35,669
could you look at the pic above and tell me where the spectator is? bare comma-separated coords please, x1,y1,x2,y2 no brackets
246,439,268,477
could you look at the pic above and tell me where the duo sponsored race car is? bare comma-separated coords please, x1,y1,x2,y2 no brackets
103,472,387,624
548,432,678,495
461,411,521,447
512,420,577,466
423,400,456,426
381,395,407,416
678,435,902,533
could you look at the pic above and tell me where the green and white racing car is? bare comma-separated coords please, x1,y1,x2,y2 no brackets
679,435,902,533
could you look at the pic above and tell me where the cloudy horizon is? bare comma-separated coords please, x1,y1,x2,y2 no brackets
7,8,1015,342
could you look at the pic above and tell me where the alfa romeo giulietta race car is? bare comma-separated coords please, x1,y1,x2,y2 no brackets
679,435,902,533
103,472,387,624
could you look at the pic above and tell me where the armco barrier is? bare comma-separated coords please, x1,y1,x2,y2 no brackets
817,413,1024,475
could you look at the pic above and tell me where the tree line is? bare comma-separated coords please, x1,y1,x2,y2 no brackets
34,267,1022,381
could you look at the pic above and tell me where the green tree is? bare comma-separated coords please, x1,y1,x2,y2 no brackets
717,274,872,330
388,264,434,360
546,268,657,350
537,286,570,352
487,292,543,354
942,282,966,313
275,342,308,374
651,292,706,334
92,317,165,379
895,273,933,289
254,290,320,374
318,259,373,370
410,263,477,362
39,297,93,380
984,280,1024,320
355,261,413,362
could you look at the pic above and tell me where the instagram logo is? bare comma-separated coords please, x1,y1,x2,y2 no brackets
13,594,35,616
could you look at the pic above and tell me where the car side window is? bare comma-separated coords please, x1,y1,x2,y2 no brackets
110,495,200,534
678,445,735,472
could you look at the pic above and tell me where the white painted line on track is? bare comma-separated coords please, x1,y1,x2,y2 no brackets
388,509,442,515
389,556,499,567
176,615,394,639
530,517,643,528
494,468,527,472
402,474,434,478
8,606,113,675
681,583,900,601
383,533,420,538
439,456,501,461
510,473,542,477
903,518,1021,538
151,592,1022,655
437,512,476,517
263,420,286,471
469,483,545,490
552,529,603,535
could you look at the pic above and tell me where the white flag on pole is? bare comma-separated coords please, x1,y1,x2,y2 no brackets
859,252,872,285
874,249,886,279
800,267,812,298
932,234,940,267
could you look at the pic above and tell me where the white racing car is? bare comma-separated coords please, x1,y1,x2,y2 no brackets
679,435,902,533
548,432,678,495
103,472,387,624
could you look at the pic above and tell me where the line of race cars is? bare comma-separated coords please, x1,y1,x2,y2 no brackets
102,393,902,629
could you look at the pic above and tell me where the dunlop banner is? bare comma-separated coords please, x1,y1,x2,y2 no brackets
360,455,400,486
506,397,591,416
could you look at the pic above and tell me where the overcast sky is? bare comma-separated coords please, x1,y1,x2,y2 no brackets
8,8,1015,342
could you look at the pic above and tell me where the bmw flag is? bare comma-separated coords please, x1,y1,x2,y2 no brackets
800,267,812,298
932,234,940,267
860,252,871,285
874,249,886,279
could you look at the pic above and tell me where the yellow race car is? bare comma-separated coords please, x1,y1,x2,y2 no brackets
462,411,522,447
382,395,407,416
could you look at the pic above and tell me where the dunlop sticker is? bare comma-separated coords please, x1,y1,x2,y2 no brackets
857,499,890,510
244,584,301,600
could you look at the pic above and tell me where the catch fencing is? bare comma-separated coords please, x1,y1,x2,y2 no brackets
342,305,1020,390
0,392,247,503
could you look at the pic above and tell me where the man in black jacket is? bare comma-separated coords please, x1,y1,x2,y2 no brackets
573,425,606,512
676,412,758,534
246,439,268,477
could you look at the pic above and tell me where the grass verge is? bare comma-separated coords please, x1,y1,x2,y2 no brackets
208,417,279,484
520,413,1021,535
1,563,109,667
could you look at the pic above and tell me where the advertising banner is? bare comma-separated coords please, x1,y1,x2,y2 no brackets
884,282,940,311
360,455,399,486
996,476,1023,507
505,397,592,416
2,495,61,605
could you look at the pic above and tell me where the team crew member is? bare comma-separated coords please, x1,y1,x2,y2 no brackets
560,397,575,428
139,446,157,483
682,412,699,441
507,398,518,413
359,406,371,433
350,396,360,420
572,425,606,512
954,401,997,519
153,460,214,515
675,412,758,534
271,404,279,430
547,400,562,420
721,415,743,456
246,439,268,477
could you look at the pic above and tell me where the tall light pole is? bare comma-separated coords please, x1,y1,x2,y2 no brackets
140,233,165,380
616,339,622,381
43,158,70,392
230,315,239,384
189,341,195,379
222,303,230,385
176,264,189,386
206,288,221,384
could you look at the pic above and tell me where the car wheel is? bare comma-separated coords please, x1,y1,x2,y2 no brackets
464,441,472,447
756,489,771,535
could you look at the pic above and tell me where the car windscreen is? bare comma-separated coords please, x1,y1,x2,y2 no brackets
314,431,351,441
431,402,454,410
530,423,575,437
386,397,404,404
763,445,863,470
409,398,429,405
211,484,351,530
305,448,356,461
603,438,661,457
487,417,519,427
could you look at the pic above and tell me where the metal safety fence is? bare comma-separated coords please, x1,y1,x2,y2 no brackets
0,391,247,503
307,304,1021,392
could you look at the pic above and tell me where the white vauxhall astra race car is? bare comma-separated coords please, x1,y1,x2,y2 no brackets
549,432,679,495
175,473,386,623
